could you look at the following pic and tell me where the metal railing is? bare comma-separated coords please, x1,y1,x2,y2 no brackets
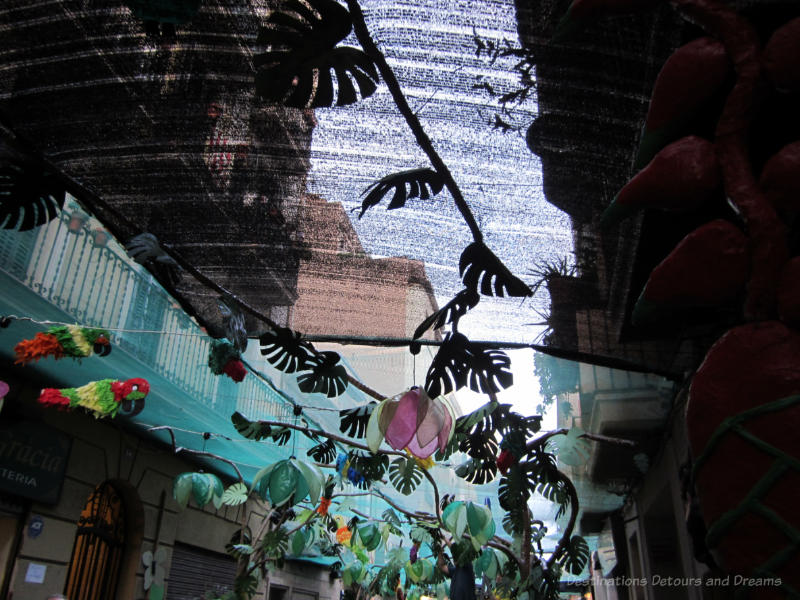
0,203,291,422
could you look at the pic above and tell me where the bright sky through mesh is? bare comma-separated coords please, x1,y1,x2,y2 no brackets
307,0,574,344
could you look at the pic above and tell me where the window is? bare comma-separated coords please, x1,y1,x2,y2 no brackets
64,482,127,600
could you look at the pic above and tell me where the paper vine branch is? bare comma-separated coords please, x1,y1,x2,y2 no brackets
159,399,634,600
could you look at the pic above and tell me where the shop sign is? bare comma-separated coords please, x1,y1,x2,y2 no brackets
0,421,71,504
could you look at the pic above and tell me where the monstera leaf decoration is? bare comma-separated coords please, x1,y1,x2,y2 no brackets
413,288,480,340
459,242,532,298
0,154,65,231
425,332,513,397
298,351,348,397
260,326,314,373
559,535,590,575
307,439,337,464
455,457,498,485
339,402,376,437
388,456,424,495
255,0,379,108
358,168,445,218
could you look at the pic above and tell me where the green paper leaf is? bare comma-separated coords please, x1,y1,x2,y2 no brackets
291,529,310,556
357,522,381,551
231,411,272,440
467,502,490,537
552,427,591,467
293,458,323,505
366,398,387,453
252,463,277,498
191,473,212,506
173,473,193,508
269,461,299,506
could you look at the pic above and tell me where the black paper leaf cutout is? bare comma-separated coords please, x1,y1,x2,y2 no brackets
307,439,337,464
459,430,499,462
231,411,272,440
455,457,498,485
358,168,445,218
125,233,179,266
424,332,514,397
425,332,470,398
459,242,532,298
388,456,423,495
348,450,389,489
413,288,479,340
218,295,248,353
271,426,292,446
260,326,313,373
255,0,379,108
560,536,590,576
339,402,376,438
297,351,348,397
0,156,65,231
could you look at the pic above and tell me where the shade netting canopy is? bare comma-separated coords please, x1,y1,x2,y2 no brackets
0,0,698,374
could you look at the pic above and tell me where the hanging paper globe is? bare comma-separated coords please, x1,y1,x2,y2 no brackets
367,387,455,459
251,458,323,508
356,522,381,551
405,557,435,583
173,472,224,508
442,500,496,550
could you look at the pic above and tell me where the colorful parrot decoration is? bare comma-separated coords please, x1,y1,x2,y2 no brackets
207,338,247,382
14,325,111,365
38,378,150,419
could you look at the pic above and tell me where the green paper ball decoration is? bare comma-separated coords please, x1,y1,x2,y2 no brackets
251,458,324,508
441,500,496,549
173,472,224,508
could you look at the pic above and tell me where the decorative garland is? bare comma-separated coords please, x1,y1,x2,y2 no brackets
38,377,150,418
14,325,111,365
208,338,247,383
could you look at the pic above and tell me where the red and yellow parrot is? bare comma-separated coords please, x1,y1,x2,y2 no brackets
38,378,149,419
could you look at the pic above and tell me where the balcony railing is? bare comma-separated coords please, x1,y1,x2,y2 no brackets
0,202,292,423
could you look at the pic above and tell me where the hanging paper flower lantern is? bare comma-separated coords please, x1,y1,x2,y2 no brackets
173,472,224,508
366,387,455,459
208,338,247,383
15,325,112,365
252,458,323,508
442,500,496,550
38,378,149,418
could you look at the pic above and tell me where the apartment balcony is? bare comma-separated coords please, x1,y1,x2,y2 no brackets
0,201,301,480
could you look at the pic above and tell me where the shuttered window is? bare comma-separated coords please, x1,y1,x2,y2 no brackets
165,542,237,600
